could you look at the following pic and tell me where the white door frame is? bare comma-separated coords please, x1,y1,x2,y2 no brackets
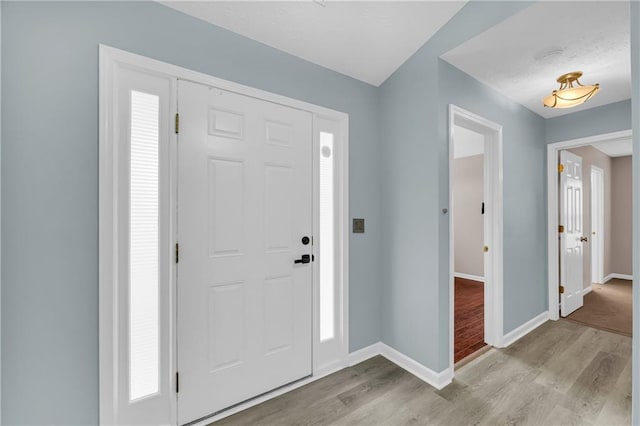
546,129,632,320
99,45,350,425
591,165,605,285
448,105,504,372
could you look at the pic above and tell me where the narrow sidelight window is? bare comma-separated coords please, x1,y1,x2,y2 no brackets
129,90,160,401
319,132,335,342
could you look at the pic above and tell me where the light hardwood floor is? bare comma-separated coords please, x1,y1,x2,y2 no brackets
212,320,631,425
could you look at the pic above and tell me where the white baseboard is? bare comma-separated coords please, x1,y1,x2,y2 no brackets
347,342,451,390
379,343,452,390
453,272,485,283
347,342,384,366
583,285,593,296
205,339,454,425
603,273,633,283
500,311,549,348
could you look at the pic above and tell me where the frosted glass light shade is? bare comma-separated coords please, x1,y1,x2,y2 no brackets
542,71,599,109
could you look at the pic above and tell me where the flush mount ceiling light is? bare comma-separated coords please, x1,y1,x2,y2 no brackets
542,71,599,108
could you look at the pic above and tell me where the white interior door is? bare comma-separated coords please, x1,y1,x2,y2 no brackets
591,166,604,284
177,80,313,425
560,151,585,317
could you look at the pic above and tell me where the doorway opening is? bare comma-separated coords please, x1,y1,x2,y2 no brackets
448,105,504,370
547,130,633,337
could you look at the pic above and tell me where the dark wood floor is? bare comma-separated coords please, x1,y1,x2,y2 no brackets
454,277,485,362
212,320,631,425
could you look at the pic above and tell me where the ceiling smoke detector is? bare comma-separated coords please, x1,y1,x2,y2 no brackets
534,48,564,62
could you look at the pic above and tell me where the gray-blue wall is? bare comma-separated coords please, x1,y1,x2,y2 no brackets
439,62,548,337
1,2,383,424
2,0,639,424
542,52,636,426
378,1,542,372
545,99,632,144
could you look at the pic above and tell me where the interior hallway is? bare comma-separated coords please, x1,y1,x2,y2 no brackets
212,320,631,425
566,279,633,337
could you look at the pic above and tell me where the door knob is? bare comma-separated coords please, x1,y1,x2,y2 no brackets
294,254,311,264
580,236,588,242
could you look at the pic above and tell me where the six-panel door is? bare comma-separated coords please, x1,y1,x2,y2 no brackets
560,150,585,317
176,80,313,425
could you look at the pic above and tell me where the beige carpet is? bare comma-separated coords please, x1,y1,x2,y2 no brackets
564,279,632,336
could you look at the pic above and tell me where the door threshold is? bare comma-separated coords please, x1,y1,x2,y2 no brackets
183,374,312,426
454,345,492,370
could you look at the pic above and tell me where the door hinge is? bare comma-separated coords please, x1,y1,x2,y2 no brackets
175,113,180,134
175,243,179,264
176,372,179,394
559,285,565,294
559,225,565,233
558,164,565,173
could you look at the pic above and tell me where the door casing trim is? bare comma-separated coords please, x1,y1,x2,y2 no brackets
546,129,632,321
99,45,350,425
448,104,504,373
590,165,605,284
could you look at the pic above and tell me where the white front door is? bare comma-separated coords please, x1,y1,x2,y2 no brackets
177,80,313,425
560,151,585,316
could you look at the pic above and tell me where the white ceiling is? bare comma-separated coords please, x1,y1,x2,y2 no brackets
454,125,484,159
591,139,633,157
161,1,466,86
441,1,631,119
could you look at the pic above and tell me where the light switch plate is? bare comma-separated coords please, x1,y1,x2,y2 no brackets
353,218,365,233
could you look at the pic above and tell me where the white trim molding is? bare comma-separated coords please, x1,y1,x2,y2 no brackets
583,285,593,296
448,105,504,376
347,342,385,367
453,272,485,283
604,273,634,282
379,344,453,390
347,342,452,390
202,340,454,425
590,165,605,285
547,130,632,321
99,45,350,426
500,311,549,348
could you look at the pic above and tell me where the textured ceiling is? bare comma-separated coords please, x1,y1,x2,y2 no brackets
441,1,630,119
161,1,466,86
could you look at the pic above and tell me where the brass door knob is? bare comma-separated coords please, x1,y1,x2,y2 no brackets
483,246,489,252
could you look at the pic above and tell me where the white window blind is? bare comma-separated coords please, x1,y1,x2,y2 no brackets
129,90,160,401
